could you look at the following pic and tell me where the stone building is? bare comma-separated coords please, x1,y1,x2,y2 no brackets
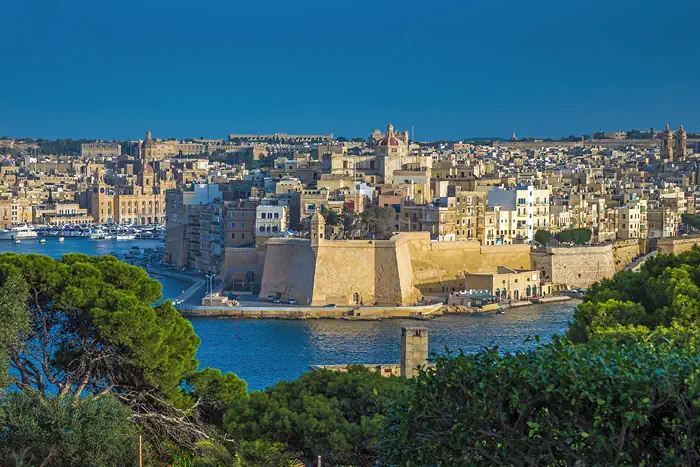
87,131,170,225
462,266,543,302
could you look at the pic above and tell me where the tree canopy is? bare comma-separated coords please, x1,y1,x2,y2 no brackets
555,227,592,245
225,366,408,463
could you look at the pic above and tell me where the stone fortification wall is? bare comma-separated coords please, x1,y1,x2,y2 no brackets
312,240,378,306
658,236,700,255
311,235,421,306
532,244,616,289
404,233,531,294
612,239,643,272
258,238,317,304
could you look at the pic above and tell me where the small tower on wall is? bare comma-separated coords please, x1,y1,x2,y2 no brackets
400,326,428,378
675,124,687,161
310,211,325,248
661,123,674,161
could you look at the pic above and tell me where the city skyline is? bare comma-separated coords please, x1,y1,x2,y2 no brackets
2,0,700,140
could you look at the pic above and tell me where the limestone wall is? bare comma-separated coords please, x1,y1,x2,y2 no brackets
658,236,700,255
259,239,317,304
612,239,643,272
312,241,378,306
405,233,531,294
532,245,616,289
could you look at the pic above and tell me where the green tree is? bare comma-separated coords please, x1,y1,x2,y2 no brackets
324,210,341,226
0,391,138,467
0,272,30,388
380,337,700,466
359,207,396,240
186,368,248,427
0,253,245,451
555,227,591,245
533,229,553,246
225,366,409,463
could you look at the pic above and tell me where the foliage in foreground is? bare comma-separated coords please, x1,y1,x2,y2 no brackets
0,391,137,467
225,366,409,462
380,337,700,466
568,246,700,342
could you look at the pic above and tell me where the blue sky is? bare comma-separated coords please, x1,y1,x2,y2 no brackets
1,0,699,141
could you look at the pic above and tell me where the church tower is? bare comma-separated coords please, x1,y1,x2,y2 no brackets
138,130,156,192
661,123,674,161
674,124,687,161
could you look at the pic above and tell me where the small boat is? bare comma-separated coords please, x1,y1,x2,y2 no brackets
14,239,21,244
57,237,65,242
39,239,46,244
496,308,505,314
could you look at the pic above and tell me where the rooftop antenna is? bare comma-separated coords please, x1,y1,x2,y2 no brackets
411,125,415,143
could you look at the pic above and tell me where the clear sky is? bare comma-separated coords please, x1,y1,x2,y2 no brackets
2,0,699,141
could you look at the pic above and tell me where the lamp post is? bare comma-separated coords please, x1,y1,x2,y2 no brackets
206,272,216,306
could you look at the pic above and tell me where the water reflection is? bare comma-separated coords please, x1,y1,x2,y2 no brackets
190,301,576,391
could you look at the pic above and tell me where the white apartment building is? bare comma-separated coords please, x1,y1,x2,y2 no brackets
255,204,289,237
487,185,550,243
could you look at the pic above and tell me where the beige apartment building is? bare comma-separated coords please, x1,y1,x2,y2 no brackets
615,206,641,239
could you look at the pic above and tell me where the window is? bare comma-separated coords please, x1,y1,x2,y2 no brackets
260,226,265,232
274,212,279,219
231,222,236,228
241,223,245,228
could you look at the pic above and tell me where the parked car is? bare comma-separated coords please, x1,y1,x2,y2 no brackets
287,298,297,304
323,303,337,308
266,295,277,302
273,298,281,303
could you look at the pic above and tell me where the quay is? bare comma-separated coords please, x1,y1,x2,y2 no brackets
176,303,443,320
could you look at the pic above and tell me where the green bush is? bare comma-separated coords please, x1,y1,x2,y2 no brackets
225,366,408,462
380,338,700,466
0,392,138,467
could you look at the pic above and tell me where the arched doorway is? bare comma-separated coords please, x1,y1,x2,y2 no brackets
353,292,360,304
526,285,531,297
495,288,501,301
514,290,519,300
532,285,537,297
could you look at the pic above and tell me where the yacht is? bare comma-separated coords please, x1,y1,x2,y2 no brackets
0,225,39,241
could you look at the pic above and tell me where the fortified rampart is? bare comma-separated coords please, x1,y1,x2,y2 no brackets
260,232,532,306
612,239,644,272
403,233,531,294
657,236,700,255
532,244,617,289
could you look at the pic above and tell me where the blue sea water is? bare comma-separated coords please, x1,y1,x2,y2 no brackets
1,237,576,390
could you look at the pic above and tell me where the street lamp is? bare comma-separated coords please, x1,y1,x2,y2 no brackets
205,272,216,306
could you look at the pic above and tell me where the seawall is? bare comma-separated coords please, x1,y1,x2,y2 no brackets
177,303,443,320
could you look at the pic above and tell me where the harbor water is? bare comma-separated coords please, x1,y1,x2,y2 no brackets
0,237,577,390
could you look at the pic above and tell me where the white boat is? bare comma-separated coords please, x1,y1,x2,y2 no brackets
0,225,39,241
14,239,21,244
58,236,65,242
39,239,46,244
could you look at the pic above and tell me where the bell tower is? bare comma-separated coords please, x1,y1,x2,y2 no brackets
675,124,687,161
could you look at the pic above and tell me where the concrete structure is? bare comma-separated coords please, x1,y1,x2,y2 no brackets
400,327,428,378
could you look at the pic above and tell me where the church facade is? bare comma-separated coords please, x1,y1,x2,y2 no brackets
88,131,171,225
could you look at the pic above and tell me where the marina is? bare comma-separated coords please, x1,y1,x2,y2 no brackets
0,223,165,241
